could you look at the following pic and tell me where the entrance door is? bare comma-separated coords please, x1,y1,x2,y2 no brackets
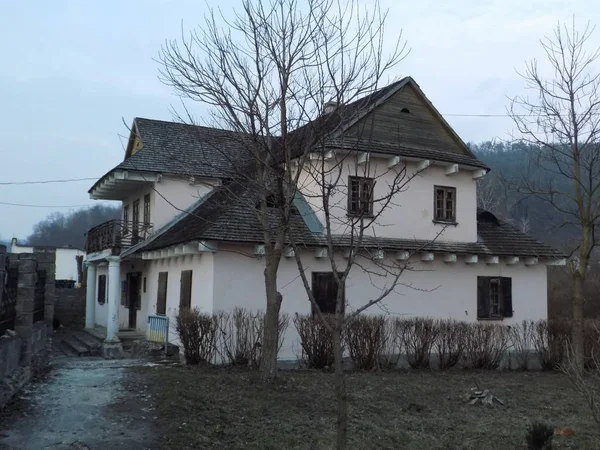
127,272,142,329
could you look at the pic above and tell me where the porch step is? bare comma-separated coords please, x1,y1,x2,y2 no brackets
61,335,93,356
73,331,103,352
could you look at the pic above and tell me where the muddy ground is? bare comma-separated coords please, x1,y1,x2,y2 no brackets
0,358,159,450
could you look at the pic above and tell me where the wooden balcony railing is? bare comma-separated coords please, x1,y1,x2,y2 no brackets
86,220,153,254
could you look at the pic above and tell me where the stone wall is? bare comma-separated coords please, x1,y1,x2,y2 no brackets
0,246,53,409
55,288,86,328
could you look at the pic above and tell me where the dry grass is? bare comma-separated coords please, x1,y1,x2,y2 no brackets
135,366,600,450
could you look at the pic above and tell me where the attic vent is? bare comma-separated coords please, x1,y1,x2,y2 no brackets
400,108,411,114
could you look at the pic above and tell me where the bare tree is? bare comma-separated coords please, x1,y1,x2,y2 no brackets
158,0,406,381
508,20,600,372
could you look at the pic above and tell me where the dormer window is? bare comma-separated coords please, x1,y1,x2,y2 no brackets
434,186,456,222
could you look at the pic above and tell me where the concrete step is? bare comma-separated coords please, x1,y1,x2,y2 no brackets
59,343,79,357
72,331,102,352
61,335,92,356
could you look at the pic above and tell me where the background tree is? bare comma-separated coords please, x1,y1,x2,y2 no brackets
158,0,406,381
26,204,120,248
508,20,600,371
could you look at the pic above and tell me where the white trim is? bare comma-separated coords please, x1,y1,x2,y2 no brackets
396,251,410,261
420,252,434,262
357,152,370,165
315,247,329,259
417,159,432,171
472,169,486,179
524,257,539,266
444,164,459,176
464,254,478,264
485,256,499,265
443,253,457,263
387,156,401,169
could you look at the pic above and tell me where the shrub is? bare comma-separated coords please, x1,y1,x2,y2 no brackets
533,319,570,370
401,318,438,369
510,320,535,370
435,319,468,369
584,319,600,370
215,308,289,368
175,307,217,365
294,314,335,369
463,323,510,369
525,421,554,450
346,315,392,370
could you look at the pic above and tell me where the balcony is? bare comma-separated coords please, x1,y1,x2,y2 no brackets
86,220,153,254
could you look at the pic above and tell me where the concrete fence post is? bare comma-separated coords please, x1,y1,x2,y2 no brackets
34,250,56,329
14,254,37,366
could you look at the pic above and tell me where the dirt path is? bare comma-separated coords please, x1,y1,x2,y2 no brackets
0,358,158,450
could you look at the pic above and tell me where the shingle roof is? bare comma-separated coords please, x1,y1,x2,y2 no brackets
89,118,255,192
133,200,563,260
140,182,321,251
475,209,565,258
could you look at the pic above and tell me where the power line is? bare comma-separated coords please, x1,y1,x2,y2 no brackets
0,177,98,186
0,201,96,208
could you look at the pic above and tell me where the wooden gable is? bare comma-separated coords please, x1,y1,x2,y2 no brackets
346,82,470,155
124,122,144,160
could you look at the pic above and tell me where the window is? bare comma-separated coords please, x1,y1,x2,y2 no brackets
434,186,456,222
132,199,140,240
477,276,512,319
311,272,344,314
123,205,129,235
180,270,193,310
156,272,168,315
348,176,374,217
143,277,147,293
97,275,106,304
143,194,151,226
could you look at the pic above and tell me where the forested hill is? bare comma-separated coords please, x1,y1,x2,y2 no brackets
26,204,121,249
469,141,579,253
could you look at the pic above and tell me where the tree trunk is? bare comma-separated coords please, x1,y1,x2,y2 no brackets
260,266,282,381
333,321,348,450
572,269,586,373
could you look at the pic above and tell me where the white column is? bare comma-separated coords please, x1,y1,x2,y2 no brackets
85,262,97,329
106,256,121,342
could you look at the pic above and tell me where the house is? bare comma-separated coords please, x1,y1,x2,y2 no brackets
11,238,85,287
83,77,564,358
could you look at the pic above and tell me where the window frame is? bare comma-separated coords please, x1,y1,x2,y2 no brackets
311,272,345,315
97,274,106,305
347,176,374,217
477,276,513,320
433,185,457,223
143,194,151,226
156,272,168,315
123,204,129,235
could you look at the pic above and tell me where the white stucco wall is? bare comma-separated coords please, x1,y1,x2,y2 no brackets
121,176,218,232
213,244,548,359
296,157,478,242
10,241,84,281
142,253,215,342
54,248,85,281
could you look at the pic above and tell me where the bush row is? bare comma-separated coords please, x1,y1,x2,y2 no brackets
175,307,289,366
294,315,600,371
174,308,600,370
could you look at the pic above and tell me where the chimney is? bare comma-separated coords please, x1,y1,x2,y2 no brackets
323,100,338,114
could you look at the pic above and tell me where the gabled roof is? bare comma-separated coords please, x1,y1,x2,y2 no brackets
89,118,255,192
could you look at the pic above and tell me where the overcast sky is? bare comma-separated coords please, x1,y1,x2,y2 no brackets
0,0,598,240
